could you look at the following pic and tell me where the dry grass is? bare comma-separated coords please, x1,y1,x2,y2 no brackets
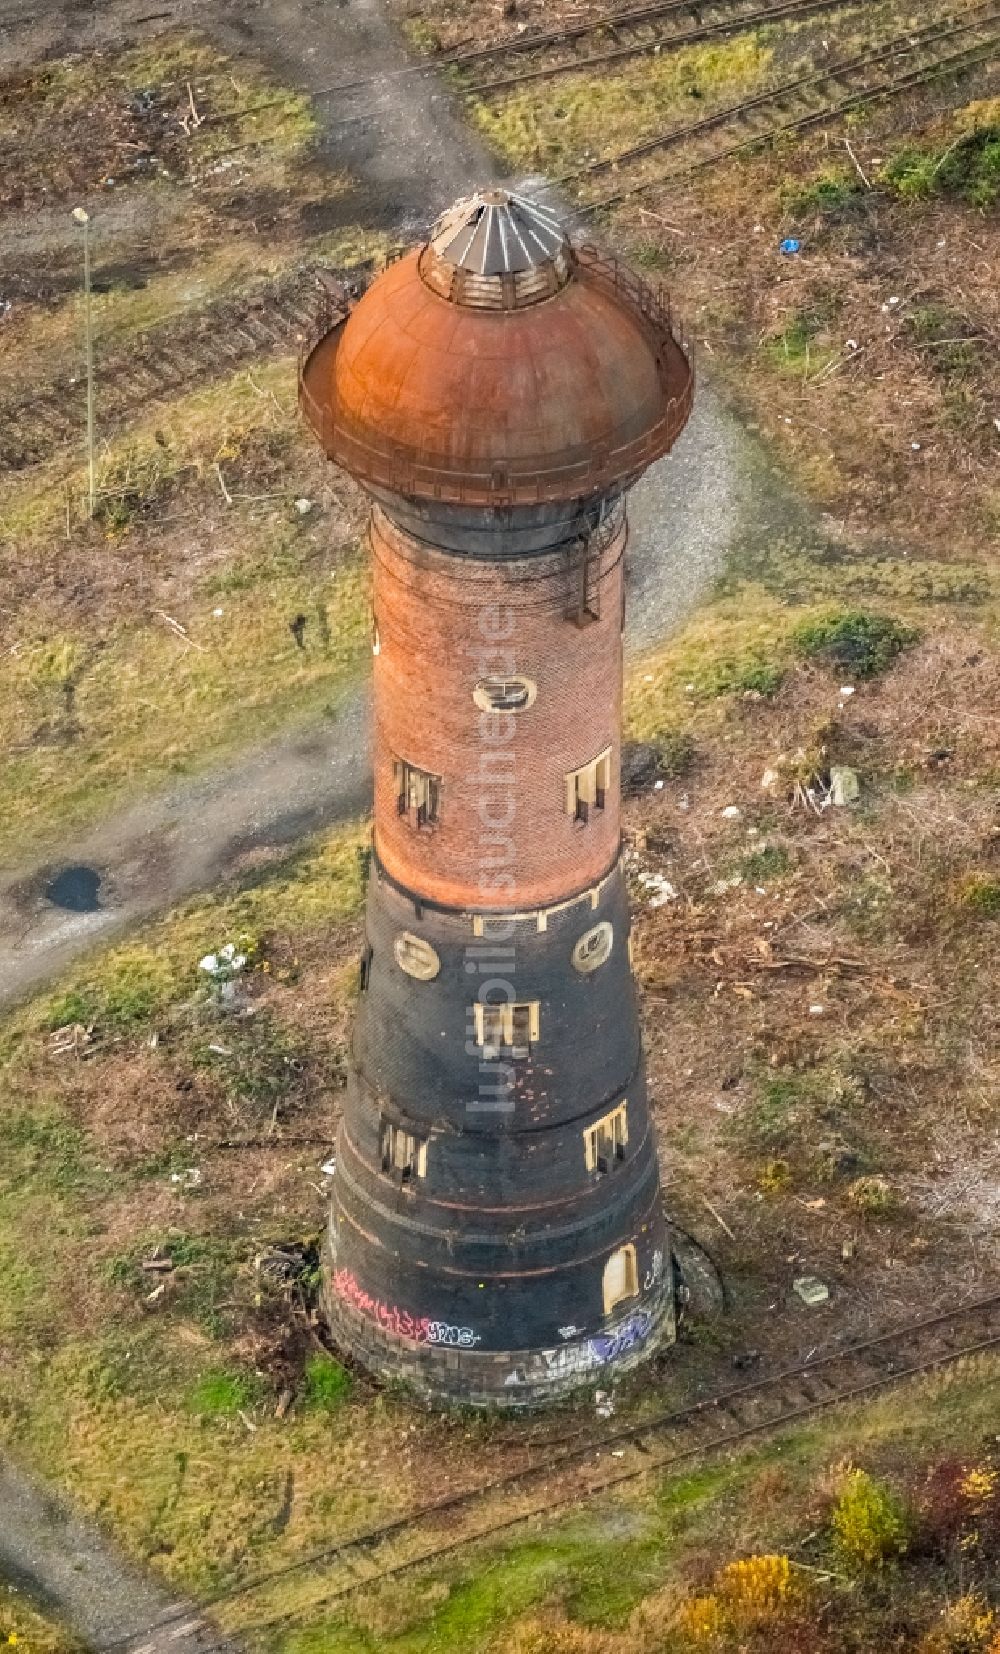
0,358,371,857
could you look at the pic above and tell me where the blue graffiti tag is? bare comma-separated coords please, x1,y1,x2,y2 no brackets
588,1309,653,1364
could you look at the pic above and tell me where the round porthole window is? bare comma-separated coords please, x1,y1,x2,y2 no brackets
394,932,441,981
572,921,614,975
473,676,537,714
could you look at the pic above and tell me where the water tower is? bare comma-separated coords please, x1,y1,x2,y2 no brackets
300,190,693,1404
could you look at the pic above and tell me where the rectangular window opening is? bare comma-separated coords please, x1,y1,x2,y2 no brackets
584,1102,629,1175
473,1000,540,1059
380,1121,428,1182
394,758,442,828
566,748,612,823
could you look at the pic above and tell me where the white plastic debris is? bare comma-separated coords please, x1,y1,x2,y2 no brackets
171,1168,202,1189
637,871,678,908
595,1389,616,1419
295,497,313,516
199,942,248,978
321,1158,337,1178
212,607,224,618
809,1004,825,1017
830,766,860,807
793,1276,830,1306
721,805,741,820
839,685,855,698
653,779,665,792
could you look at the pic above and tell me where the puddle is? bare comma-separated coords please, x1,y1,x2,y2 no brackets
45,865,101,913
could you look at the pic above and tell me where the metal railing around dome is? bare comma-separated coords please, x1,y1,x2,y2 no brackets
297,247,694,508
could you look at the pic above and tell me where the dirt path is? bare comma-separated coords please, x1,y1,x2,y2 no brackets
0,1456,236,1652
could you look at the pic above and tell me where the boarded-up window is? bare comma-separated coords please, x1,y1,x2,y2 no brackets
380,1121,428,1182
566,748,612,824
473,1000,540,1058
603,1244,639,1315
394,758,441,828
583,1102,628,1174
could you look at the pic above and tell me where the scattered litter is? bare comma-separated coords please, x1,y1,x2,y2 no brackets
721,805,741,820
0,298,11,322
780,238,801,255
809,1004,825,1017
212,606,224,618
611,1450,625,1458
295,497,313,516
839,684,855,697
793,1275,830,1306
911,441,922,452
595,1390,615,1419
653,779,664,791
830,765,860,807
199,942,248,979
170,1167,202,1189
845,338,859,351
145,1282,166,1305
321,1157,337,1178
207,1043,232,1057
637,871,678,907
49,1022,94,1058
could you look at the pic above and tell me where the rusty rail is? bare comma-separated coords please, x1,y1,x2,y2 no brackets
109,1286,1000,1649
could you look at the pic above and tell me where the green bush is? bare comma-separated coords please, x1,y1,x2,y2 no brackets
831,1469,908,1570
884,123,1000,208
957,875,1000,918
792,609,914,678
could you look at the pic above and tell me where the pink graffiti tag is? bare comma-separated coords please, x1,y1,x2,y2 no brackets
333,1269,480,1348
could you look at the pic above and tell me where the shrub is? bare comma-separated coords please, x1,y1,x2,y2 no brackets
831,1468,908,1570
957,876,1000,918
792,609,914,678
884,120,1000,208
717,1554,800,1627
848,1175,900,1217
919,1593,997,1654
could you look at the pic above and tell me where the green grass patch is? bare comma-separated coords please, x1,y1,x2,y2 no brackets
467,36,771,171
187,1368,262,1419
780,167,863,217
302,1353,353,1412
791,608,914,678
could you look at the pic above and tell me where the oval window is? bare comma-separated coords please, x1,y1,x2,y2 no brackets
473,676,537,714
394,932,441,981
572,922,613,975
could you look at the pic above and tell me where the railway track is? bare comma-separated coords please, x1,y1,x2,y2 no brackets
456,0,860,99
112,1290,1000,1648
561,2,1000,209
0,266,353,474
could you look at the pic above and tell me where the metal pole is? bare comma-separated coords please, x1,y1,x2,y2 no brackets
72,207,95,518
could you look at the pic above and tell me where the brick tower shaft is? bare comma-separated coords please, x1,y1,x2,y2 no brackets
299,191,693,1404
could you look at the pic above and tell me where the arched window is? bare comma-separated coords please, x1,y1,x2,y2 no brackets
602,1244,639,1315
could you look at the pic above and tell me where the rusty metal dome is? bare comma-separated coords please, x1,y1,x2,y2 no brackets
299,191,693,517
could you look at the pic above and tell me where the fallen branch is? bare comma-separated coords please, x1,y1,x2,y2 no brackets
214,461,233,505
154,609,207,651
842,134,872,188
701,1195,736,1242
